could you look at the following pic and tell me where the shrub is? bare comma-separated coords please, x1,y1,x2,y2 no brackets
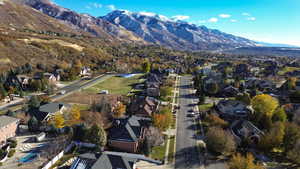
8,149,15,157
10,140,17,148
286,140,300,165
257,122,285,152
228,153,266,169
204,114,228,129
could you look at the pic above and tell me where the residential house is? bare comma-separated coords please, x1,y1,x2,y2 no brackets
34,72,60,83
285,70,300,77
70,151,161,169
0,116,20,147
129,96,159,117
146,87,160,97
216,100,253,120
231,120,264,145
80,67,91,77
44,73,60,83
108,116,150,153
16,75,30,89
234,64,250,79
145,73,162,88
222,86,240,97
34,102,71,122
244,78,275,92
146,83,160,97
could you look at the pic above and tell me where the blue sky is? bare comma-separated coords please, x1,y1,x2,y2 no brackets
53,0,300,46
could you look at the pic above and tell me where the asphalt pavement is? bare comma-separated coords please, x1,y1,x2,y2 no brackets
0,74,113,112
175,75,203,169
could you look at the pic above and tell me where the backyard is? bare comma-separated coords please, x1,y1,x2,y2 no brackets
83,74,144,95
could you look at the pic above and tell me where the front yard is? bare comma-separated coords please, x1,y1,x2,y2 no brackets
150,136,168,161
83,74,144,95
198,103,213,112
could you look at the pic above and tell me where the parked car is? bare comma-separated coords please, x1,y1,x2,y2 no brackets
99,90,109,94
59,90,66,95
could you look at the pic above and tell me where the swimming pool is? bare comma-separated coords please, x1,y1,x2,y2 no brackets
19,144,46,163
19,153,38,163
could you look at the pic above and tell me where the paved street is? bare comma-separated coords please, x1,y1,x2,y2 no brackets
175,75,203,169
0,74,113,112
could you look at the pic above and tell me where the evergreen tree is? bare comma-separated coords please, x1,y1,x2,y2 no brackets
28,116,39,132
86,124,107,147
28,95,41,109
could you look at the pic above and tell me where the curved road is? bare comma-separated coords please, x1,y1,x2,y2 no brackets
0,74,113,112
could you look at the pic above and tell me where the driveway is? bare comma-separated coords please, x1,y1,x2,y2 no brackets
175,75,203,169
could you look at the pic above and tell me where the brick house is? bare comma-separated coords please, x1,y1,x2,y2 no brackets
108,116,151,153
0,116,20,147
129,96,160,117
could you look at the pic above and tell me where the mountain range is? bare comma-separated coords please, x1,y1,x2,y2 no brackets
1,0,298,52
6,0,260,51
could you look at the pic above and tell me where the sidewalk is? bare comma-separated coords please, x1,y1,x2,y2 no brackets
164,75,179,165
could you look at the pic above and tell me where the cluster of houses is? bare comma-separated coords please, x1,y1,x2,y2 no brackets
1,70,172,168
196,58,300,148
70,71,172,169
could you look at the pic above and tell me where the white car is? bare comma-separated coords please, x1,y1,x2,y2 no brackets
99,90,109,94
59,90,66,95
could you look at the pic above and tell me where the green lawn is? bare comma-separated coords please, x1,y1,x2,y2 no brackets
83,74,144,95
0,110,6,115
168,136,175,163
278,67,300,76
150,136,167,161
198,103,214,112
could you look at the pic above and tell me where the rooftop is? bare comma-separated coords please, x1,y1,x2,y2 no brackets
0,115,19,128
108,116,150,142
39,102,70,113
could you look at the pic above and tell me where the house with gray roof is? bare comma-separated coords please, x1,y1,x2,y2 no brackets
35,102,71,121
231,120,264,145
216,100,253,120
70,151,161,169
108,116,151,153
0,116,20,147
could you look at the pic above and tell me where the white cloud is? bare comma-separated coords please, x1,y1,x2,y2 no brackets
219,14,231,18
247,17,256,21
92,3,102,9
139,11,156,17
85,3,102,9
171,15,190,21
242,12,251,16
230,19,237,22
208,17,218,23
107,4,116,11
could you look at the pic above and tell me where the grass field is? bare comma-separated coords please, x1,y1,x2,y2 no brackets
83,74,144,95
150,136,167,161
278,67,300,75
168,136,175,163
198,103,214,112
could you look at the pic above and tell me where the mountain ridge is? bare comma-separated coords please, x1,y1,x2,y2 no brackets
101,10,257,51
13,0,146,43
11,0,259,51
